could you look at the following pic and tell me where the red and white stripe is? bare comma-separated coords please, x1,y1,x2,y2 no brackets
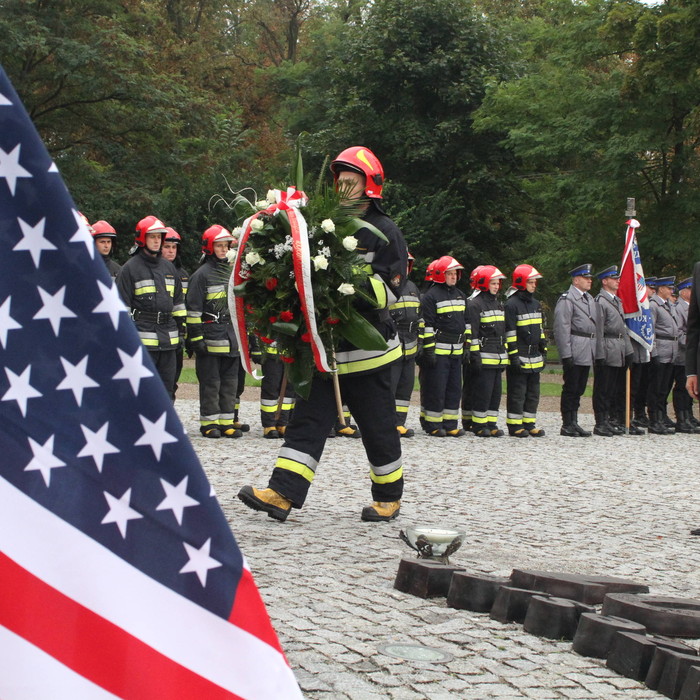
0,476,302,700
229,214,257,375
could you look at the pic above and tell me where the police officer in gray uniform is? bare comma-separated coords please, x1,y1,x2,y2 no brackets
648,276,679,434
592,266,635,436
554,264,600,437
672,277,700,432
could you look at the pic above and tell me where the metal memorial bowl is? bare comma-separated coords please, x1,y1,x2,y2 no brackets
399,526,466,563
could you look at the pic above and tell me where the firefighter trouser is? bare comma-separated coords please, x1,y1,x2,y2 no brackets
461,363,473,427
672,364,692,415
195,354,239,428
268,366,403,508
391,354,416,426
471,367,503,430
592,364,625,420
560,363,590,416
647,360,674,416
420,354,462,431
260,358,296,428
149,349,177,401
506,368,540,432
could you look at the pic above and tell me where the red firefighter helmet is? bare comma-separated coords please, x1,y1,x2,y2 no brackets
134,216,168,247
474,264,506,292
91,220,116,239
432,255,464,284
164,227,181,243
512,263,542,290
330,146,384,199
407,250,415,275
424,259,438,282
201,224,234,255
469,265,484,289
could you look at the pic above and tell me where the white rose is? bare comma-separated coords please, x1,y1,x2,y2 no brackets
245,251,261,265
321,219,336,233
255,200,268,209
225,249,237,263
250,219,264,232
313,255,329,271
231,227,243,238
342,236,358,251
337,283,355,296
266,189,277,203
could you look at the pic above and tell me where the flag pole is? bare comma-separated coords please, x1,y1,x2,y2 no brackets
329,330,347,427
623,196,636,435
274,364,289,424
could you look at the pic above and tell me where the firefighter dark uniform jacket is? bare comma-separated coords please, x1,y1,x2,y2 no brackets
335,202,407,375
420,283,468,357
116,250,185,351
469,291,508,366
186,257,239,356
101,254,121,279
505,289,546,372
389,279,421,358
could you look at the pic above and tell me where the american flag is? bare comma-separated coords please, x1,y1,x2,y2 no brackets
618,218,654,354
0,64,301,698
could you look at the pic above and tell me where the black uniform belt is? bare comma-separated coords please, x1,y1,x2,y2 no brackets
656,334,678,341
604,332,623,339
436,331,465,344
131,310,172,324
395,320,417,332
571,330,595,339
204,311,231,323
480,336,505,346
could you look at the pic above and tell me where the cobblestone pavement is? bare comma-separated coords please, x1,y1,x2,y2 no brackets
176,398,700,699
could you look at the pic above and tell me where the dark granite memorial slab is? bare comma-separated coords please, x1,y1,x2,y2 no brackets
510,569,649,605
647,647,700,697
607,632,698,682
490,586,549,624
679,665,700,700
446,573,511,612
523,595,580,640
602,594,700,638
572,613,646,658
393,558,465,599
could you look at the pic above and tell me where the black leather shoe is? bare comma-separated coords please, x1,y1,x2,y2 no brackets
572,422,592,437
560,424,581,437
593,423,614,437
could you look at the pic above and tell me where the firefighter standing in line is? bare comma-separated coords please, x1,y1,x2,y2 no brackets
91,220,121,278
460,266,482,432
418,259,438,432
504,264,547,437
469,265,508,437
186,225,242,439
673,277,700,432
389,251,421,438
647,276,679,434
161,227,190,400
116,216,185,399
258,341,297,439
592,266,635,437
553,264,599,437
417,256,468,437
238,146,407,523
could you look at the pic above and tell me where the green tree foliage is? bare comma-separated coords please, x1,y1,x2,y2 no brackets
474,0,700,288
267,0,522,274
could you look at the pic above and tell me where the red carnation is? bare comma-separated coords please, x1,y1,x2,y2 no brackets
280,356,295,364
280,310,294,322
245,303,255,313
325,316,340,325
301,332,311,343
269,315,278,323
265,278,278,290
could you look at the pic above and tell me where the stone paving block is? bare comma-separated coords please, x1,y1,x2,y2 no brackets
523,595,580,640
572,613,647,658
393,558,466,598
679,665,700,700
603,594,700,637
446,571,512,611
511,568,649,604
490,586,550,623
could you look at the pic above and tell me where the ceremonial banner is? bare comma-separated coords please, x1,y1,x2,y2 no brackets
618,218,654,353
0,64,301,699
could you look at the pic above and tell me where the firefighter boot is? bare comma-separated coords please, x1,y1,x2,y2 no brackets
200,425,221,439
446,428,466,437
396,425,415,438
233,421,250,432
237,486,292,522
528,425,545,437
263,427,281,439
336,424,361,438
361,500,401,522
509,427,530,438
220,424,243,438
